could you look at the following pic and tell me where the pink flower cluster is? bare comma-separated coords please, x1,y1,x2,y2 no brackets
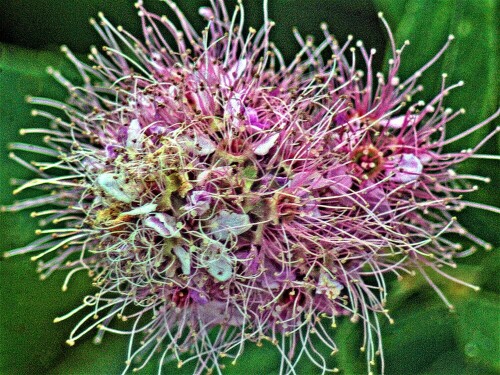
3,1,498,374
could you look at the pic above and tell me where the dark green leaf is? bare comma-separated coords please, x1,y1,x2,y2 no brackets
377,0,498,145
375,0,499,245
384,304,458,374
333,320,367,374
382,252,500,375
372,0,409,26
455,294,500,371
0,43,94,375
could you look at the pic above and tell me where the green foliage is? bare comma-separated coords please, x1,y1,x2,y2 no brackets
455,295,500,371
375,0,499,246
0,45,94,374
376,0,498,146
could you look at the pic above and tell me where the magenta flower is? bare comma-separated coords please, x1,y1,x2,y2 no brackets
2,1,498,374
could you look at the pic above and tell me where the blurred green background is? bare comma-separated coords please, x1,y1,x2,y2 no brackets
0,0,498,374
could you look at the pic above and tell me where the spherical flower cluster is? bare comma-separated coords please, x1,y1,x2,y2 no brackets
3,1,499,374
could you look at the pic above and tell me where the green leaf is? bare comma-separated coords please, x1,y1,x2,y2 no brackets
382,252,500,375
375,0,499,246
376,0,498,146
271,0,387,67
384,304,458,374
0,1,207,54
382,299,498,375
47,335,285,375
372,0,409,25
47,336,136,375
0,43,94,375
455,295,500,371
333,320,367,374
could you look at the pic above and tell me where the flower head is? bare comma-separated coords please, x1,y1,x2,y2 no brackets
2,2,499,375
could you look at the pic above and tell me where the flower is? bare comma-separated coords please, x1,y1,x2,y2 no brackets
2,2,499,375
